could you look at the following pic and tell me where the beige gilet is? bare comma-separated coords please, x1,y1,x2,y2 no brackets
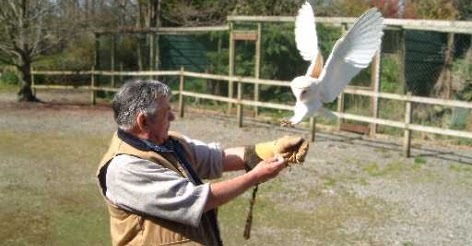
96,131,222,246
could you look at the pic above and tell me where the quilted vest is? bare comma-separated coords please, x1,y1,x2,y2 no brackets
96,131,222,246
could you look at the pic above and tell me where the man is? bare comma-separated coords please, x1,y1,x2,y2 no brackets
96,79,309,245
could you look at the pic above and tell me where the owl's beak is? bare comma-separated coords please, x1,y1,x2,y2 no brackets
291,81,311,90
299,89,311,101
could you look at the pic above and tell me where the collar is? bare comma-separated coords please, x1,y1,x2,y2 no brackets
117,129,174,153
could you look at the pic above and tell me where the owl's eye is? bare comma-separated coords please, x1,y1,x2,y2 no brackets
300,89,309,98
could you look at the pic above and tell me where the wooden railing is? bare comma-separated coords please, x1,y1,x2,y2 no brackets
31,68,472,157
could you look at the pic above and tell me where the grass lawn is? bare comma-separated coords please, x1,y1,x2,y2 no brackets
0,128,111,245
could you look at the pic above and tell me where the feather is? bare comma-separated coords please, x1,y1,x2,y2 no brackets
294,1,318,62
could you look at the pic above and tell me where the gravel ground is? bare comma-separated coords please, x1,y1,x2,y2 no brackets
2,90,472,245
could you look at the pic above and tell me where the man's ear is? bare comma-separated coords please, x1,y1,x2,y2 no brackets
136,112,148,132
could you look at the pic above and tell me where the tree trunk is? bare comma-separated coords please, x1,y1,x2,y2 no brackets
433,33,455,99
17,62,39,102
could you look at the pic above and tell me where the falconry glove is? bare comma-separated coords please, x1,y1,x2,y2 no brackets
244,135,309,170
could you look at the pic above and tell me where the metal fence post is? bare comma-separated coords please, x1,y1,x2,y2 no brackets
179,67,185,118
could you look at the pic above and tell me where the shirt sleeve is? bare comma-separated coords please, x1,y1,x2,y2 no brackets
180,135,224,180
105,154,210,227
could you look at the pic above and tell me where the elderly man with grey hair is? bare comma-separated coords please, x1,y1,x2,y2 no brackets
96,79,309,246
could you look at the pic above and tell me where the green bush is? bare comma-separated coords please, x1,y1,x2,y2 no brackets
0,66,19,87
0,71,19,85
380,56,402,93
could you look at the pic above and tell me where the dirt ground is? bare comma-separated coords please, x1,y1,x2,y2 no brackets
1,90,472,245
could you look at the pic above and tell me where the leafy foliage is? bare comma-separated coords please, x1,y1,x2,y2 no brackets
35,36,95,71
260,23,303,80
231,0,304,16
331,0,372,16
0,66,19,85
412,0,459,19
380,56,402,93
452,57,472,101
455,0,472,20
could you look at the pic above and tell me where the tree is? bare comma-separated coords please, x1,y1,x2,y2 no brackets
0,0,62,101
0,0,126,101
455,0,472,20
411,0,459,20
331,0,416,18
160,0,233,27
136,0,160,28
231,0,303,16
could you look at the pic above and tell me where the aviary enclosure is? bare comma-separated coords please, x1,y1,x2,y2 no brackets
32,15,472,156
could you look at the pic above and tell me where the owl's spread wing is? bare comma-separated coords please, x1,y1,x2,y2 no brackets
317,8,383,103
295,1,319,60
295,1,324,79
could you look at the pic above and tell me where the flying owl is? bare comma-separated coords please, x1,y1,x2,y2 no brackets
281,2,384,126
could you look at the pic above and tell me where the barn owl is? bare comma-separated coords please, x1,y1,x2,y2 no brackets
281,2,384,126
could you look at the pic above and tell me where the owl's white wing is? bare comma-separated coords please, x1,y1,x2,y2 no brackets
317,8,383,103
295,1,318,62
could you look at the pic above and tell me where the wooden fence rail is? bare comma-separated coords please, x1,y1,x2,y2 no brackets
227,16,472,34
31,68,471,157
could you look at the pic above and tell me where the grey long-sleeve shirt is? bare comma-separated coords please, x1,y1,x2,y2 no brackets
105,136,224,227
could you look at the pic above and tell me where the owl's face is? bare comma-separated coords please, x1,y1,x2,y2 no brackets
290,76,315,103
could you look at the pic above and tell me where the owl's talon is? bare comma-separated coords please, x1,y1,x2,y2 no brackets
280,119,294,128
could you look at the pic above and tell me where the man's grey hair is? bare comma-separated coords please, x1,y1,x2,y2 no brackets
112,79,172,130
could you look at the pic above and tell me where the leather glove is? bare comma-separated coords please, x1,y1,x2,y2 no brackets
244,136,309,170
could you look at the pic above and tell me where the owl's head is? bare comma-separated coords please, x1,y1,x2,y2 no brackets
290,76,315,103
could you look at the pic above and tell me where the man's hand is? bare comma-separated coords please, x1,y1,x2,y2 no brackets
250,156,286,184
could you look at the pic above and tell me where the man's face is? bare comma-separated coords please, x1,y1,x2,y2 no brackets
147,97,175,144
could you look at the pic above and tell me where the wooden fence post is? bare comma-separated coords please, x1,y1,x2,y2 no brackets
310,117,316,142
337,93,345,130
370,50,381,136
228,22,235,114
91,67,96,105
179,67,185,118
254,22,261,117
111,34,116,88
403,92,412,157
237,78,243,128
337,22,349,131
